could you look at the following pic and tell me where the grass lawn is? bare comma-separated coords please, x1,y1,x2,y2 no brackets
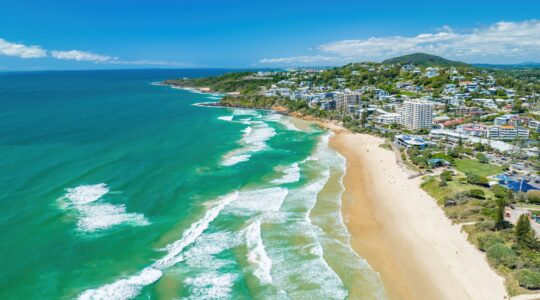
421,176,495,204
454,159,503,177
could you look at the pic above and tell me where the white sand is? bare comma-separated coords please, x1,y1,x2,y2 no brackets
331,132,508,300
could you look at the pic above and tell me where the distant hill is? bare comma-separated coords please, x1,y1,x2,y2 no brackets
382,53,469,67
474,62,540,70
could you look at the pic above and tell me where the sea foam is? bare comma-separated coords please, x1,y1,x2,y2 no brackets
221,121,275,167
245,220,273,285
153,191,239,269
217,115,234,122
78,192,239,299
61,184,149,232
271,163,301,185
78,267,162,300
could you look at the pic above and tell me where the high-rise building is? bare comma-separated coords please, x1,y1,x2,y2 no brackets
333,92,362,114
402,100,433,130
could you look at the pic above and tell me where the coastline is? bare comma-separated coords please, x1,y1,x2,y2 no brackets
329,130,508,300
175,86,510,299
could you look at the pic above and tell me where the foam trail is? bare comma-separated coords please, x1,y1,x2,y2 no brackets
264,113,300,131
65,184,109,205
245,220,273,284
272,163,300,185
225,187,288,216
60,184,149,232
78,192,239,299
217,115,233,122
182,231,241,299
78,267,162,300
153,191,239,269
184,273,237,300
221,121,275,167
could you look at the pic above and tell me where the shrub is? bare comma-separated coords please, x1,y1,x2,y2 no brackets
477,234,504,251
517,269,540,289
476,153,489,164
527,190,540,204
493,184,511,199
486,243,518,268
466,174,489,186
468,189,485,199
440,170,453,181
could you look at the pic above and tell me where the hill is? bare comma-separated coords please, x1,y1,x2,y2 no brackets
382,53,469,67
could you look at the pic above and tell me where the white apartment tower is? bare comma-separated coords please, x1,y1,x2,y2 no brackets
402,100,433,130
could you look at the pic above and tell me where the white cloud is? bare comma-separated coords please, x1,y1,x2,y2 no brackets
106,59,191,66
0,38,47,58
260,19,540,65
259,55,339,65
0,38,184,66
50,50,116,62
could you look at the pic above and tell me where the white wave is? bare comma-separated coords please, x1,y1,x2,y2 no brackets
263,113,282,122
232,109,259,117
242,126,253,135
221,121,275,167
221,154,251,167
79,192,239,299
60,184,149,232
65,184,109,205
225,187,288,217
78,267,162,300
184,273,237,300
181,231,241,299
272,163,300,185
245,220,273,284
77,203,149,232
281,119,301,131
153,192,239,269
183,231,240,270
217,115,233,122
207,96,221,100
263,113,301,131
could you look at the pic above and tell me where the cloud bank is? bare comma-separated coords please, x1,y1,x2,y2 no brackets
50,50,116,62
0,38,47,58
0,38,182,66
259,20,540,65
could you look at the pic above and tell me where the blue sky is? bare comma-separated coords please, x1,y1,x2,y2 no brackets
0,0,539,70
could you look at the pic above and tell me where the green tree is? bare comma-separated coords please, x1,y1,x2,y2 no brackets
515,214,532,244
494,196,507,229
476,153,488,164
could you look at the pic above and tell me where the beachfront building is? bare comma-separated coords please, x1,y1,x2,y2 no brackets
375,113,403,125
487,125,530,140
394,135,429,149
333,92,362,115
402,100,433,131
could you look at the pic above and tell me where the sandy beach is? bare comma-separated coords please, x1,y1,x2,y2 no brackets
330,131,508,300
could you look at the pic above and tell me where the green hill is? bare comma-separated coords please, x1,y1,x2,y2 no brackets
382,53,469,67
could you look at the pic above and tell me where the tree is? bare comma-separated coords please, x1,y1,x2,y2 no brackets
494,196,508,229
476,153,489,164
515,214,532,244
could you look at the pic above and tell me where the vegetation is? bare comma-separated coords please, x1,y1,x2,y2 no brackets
381,53,470,67
454,159,503,177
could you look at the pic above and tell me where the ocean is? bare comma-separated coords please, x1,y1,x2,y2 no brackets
0,69,386,299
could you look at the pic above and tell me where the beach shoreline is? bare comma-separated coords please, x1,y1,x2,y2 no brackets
328,130,508,300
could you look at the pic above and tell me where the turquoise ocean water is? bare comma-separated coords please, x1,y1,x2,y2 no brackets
0,70,386,299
